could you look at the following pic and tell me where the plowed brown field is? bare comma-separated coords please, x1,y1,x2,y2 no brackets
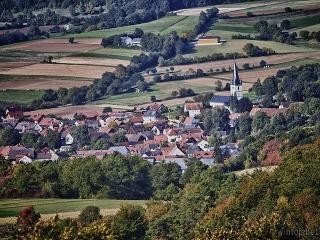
0,63,114,79
0,78,92,90
9,38,102,52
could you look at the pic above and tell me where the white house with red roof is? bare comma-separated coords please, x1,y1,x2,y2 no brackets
184,102,203,117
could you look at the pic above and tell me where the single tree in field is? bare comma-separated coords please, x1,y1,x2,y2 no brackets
48,56,53,64
69,37,75,44
171,90,178,98
260,60,267,68
150,96,157,102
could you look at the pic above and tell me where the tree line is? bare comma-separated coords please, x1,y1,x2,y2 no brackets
0,153,192,201
232,19,298,45
251,63,320,103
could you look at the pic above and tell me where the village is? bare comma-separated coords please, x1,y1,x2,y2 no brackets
0,62,290,171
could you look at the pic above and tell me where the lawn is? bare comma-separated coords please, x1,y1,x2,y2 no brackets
0,199,146,218
0,89,43,103
67,16,197,39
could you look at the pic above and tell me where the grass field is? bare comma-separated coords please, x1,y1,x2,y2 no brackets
92,80,213,106
188,39,314,57
67,16,198,38
77,47,142,61
0,199,145,218
0,89,44,103
295,23,320,32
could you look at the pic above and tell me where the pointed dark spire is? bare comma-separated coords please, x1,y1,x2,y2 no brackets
231,60,242,86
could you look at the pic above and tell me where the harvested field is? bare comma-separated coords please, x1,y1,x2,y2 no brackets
0,78,92,90
0,62,35,71
182,77,252,91
0,63,114,79
157,53,317,74
311,52,320,60
25,105,106,118
55,56,130,67
9,38,102,53
219,68,280,83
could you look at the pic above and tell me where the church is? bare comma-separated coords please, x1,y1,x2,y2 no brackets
210,60,243,109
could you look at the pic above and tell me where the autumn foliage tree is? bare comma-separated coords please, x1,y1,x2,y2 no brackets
16,206,40,234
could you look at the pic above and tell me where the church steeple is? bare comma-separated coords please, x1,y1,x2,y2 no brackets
230,60,243,100
231,61,242,86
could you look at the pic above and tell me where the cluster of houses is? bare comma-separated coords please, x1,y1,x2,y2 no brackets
0,61,292,171
0,102,241,171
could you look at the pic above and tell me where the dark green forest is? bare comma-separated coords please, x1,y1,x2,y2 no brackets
0,0,238,12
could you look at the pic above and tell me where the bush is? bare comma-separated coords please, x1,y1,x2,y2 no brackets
79,206,102,225
103,107,113,113
16,206,40,234
243,63,251,70
260,60,267,67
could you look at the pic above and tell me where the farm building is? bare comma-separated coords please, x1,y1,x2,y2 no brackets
121,37,142,47
197,36,221,46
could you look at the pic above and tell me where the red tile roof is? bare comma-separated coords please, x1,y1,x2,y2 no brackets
166,129,178,136
154,135,168,143
185,102,203,111
148,103,164,111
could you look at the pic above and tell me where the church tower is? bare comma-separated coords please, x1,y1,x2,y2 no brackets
230,60,243,100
